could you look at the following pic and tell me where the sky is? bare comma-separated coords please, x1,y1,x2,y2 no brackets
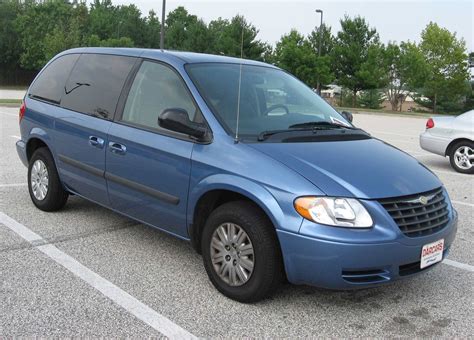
106,0,473,51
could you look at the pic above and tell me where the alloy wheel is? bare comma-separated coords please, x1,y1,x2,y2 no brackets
454,146,474,170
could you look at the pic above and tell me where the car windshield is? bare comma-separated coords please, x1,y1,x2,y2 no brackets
186,63,351,139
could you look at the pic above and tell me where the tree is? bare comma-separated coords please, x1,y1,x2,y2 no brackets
15,1,88,70
416,22,470,113
332,16,385,107
308,24,335,89
359,89,384,109
308,23,334,56
273,30,320,88
164,7,210,53
88,0,117,41
0,1,23,74
143,10,161,48
383,42,428,111
208,15,266,60
89,1,146,45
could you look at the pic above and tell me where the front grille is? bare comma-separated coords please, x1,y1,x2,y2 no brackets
379,187,450,237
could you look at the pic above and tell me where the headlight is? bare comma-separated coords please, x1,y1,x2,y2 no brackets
294,196,373,228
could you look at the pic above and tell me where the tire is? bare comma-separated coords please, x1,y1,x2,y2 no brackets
201,201,283,303
449,141,474,174
28,147,68,211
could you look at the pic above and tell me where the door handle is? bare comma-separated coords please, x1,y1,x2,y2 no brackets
89,136,105,148
109,142,127,155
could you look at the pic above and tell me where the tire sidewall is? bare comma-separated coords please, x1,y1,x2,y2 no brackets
201,203,280,302
28,148,66,210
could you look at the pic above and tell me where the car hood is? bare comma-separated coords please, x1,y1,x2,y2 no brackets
249,138,442,199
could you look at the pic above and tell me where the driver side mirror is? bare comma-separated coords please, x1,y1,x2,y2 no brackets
158,108,208,140
341,111,353,123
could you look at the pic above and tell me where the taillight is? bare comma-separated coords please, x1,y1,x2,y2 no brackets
426,118,434,129
19,101,26,123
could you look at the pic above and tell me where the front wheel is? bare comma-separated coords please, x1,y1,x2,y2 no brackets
449,141,474,174
201,201,283,303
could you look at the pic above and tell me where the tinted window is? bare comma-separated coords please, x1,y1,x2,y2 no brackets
61,54,136,119
122,61,199,130
29,54,79,104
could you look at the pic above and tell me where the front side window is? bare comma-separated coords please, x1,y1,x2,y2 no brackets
121,61,200,131
29,54,80,104
61,54,136,120
186,63,352,139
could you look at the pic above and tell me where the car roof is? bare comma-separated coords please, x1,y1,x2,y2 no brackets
58,47,278,69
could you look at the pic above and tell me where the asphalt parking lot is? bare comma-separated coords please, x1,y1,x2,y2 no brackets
1,106,473,337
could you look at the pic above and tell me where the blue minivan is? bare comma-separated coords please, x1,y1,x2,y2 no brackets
17,48,457,302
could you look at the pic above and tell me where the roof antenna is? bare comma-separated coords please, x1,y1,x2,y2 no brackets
160,0,166,51
234,26,244,143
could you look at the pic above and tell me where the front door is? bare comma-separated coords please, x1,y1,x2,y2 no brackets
106,60,204,237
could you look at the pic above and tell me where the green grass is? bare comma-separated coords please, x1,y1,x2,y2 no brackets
0,85,28,90
0,99,22,105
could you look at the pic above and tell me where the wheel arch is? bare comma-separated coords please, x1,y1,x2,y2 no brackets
445,138,473,156
187,175,285,254
25,128,55,161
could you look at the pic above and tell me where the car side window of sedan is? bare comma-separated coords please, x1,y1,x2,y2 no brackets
121,60,201,132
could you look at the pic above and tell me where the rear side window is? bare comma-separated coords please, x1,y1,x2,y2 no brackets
29,54,79,104
61,54,136,120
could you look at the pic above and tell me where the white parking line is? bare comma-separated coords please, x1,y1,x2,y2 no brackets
0,212,196,339
452,200,474,208
443,259,474,272
0,183,27,188
10,135,20,140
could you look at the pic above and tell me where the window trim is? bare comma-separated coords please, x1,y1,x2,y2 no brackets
114,58,212,144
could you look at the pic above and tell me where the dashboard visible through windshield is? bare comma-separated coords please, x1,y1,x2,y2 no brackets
186,62,355,141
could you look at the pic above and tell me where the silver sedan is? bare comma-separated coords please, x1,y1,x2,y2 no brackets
420,110,474,174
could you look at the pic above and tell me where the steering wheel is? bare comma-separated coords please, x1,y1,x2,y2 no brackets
263,104,290,116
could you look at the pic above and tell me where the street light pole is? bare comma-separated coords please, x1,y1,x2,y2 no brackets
160,0,166,50
315,9,323,95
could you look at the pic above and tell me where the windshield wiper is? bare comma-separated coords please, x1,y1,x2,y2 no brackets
289,121,358,130
258,128,314,141
258,122,361,141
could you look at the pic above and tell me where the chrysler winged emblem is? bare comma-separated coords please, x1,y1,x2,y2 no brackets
419,196,428,205
404,194,435,205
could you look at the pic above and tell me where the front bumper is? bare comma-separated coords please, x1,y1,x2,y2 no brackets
278,210,458,289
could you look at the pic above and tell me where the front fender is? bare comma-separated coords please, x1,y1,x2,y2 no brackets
187,174,290,234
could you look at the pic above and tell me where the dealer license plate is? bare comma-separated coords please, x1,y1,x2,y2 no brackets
420,239,444,269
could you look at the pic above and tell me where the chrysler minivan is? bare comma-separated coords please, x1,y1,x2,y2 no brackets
17,48,457,302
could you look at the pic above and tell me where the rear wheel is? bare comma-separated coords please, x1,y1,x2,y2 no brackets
28,147,68,211
449,141,474,174
201,201,283,302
